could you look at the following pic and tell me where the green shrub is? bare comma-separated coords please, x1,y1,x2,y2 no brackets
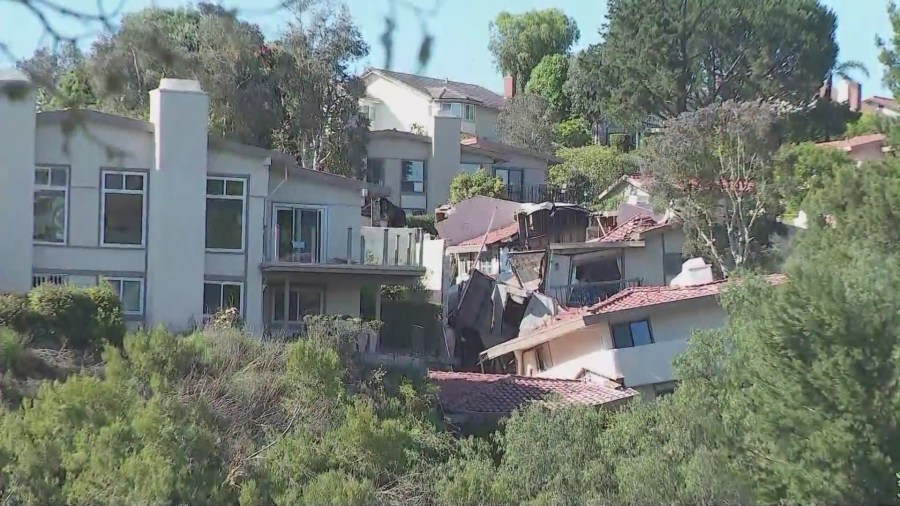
85,284,126,347
27,284,97,348
406,213,438,235
301,470,376,506
0,327,27,374
0,294,32,334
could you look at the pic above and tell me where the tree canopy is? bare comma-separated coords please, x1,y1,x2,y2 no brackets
568,0,839,127
525,53,571,117
449,169,506,204
550,145,637,209
496,93,557,154
488,9,579,92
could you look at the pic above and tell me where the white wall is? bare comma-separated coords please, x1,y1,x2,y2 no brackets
364,75,432,133
475,108,499,139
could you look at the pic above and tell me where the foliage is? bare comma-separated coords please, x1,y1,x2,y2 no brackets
568,0,839,127
550,145,637,208
406,214,438,236
84,283,127,348
773,142,854,215
449,169,507,204
525,54,571,117
0,294,33,336
640,101,785,276
497,93,558,154
784,98,861,143
553,116,592,148
488,9,579,91
27,284,100,349
879,1,900,102
0,327,27,374
48,67,97,109
846,110,900,138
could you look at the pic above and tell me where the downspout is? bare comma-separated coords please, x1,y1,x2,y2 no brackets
263,158,289,262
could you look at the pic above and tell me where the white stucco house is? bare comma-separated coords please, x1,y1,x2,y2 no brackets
0,70,424,334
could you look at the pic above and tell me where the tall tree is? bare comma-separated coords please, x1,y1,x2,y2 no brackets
568,0,838,127
270,1,370,177
17,42,87,111
773,142,854,215
496,93,557,154
525,53,571,117
879,1,900,100
488,9,579,92
641,101,785,276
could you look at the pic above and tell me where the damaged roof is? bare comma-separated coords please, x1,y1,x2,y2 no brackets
428,370,636,414
457,221,520,247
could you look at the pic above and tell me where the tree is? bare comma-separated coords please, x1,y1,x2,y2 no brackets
17,42,87,111
553,117,592,148
550,145,637,208
488,9,579,92
568,0,838,127
48,66,97,109
783,98,860,143
879,1,900,101
497,93,557,154
773,142,854,214
846,111,900,137
525,53,571,117
449,169,506,204
640,101,785,276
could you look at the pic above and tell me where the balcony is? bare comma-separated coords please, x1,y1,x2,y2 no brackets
260,226,425,282
544,279,642,307
598,338,689,387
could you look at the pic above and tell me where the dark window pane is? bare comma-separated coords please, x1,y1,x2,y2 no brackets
33,190,66,243
203,283,220,314
402,161,424,182
207,178,225,195
121,281,142,313
299,289,322,317
222,284,242,312
664,252,683,277
124,174,144,191
366,158,384,184
298,209,321,262
289,290,300,321
612,323,633,349
273,284,285,321
104,193,143,245
34,168,49,185
50,168,67,186
104,173,123,190
276,209,294,261
630,320,653,346
205,198,244,249
225,180,244,196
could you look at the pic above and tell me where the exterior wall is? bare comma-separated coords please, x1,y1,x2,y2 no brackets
364,75,432,133
475,108,499,139
428,113,462,209
621,228,684,286
531,297,726,387
492,151,549,188
847,145,886,163
325,280,362,317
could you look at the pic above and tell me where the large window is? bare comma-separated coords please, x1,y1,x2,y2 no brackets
439,102,462,118
101,171,145,246
274,206,325,263
463,103,476,121
203,282,243,317
366,158,385,185
272,285,324,322
33,166,68,244
611,319,653,349
494,167,524,201
206,177,245,251
103,277,144,315
401,160,425,193
664,252,684,281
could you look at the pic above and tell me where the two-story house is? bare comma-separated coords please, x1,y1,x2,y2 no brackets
0,71,424,334
362,69,558,211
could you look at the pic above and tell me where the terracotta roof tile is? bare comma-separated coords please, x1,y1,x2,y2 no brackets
817,133,886,151
863,96,900,112
593,214,660,242
427,370,636,414
458,221,519,246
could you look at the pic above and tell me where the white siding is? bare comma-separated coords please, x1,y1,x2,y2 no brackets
364,75,432,133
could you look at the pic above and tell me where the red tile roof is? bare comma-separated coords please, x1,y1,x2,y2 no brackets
817,133,886,151
457,221,519,246
863,96,900,112
593,214,660,242
427,370,636,414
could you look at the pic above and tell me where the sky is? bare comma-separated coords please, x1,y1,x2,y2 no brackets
0,0,893,98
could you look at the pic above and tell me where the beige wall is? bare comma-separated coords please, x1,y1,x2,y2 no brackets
493,151,549,188
476,108,499,139
525,297,726,388
622,228,684,286
364,75,432,133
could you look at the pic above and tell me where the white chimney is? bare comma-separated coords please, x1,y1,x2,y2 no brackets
669,257,714,287
146,78,209,330
0,69,36,293
429,109,462,208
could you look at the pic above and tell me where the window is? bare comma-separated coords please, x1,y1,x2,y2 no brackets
203,282,243,317
103,277,144,315
460,163,481,174
101,171,146,246
366,158,385,185
439,102,462,118
463,103,476,121
33,166,68,244
611,320,653,349
360,104,376,123
494,167,525,201
401,160,426,193
664,252,684,279
272,285,324,322
32,273,67,288
536,345,552,372
206,177,245,251
274,206,325,263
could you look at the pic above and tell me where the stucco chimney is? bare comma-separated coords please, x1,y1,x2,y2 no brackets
669,257,714,287
0,69,36,293
430,110,462,207
847,80,862,112
503,74,516,99
147,78,209,330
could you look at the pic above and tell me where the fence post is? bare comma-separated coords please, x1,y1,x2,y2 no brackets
382,228,389,265
417,229,424,266
346,227,352,264
394,234,400,265
359,234,366,264
406,231,413,265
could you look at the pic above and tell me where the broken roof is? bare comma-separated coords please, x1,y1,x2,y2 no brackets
427,370,636,414
456,221,520,247
366,68,506,110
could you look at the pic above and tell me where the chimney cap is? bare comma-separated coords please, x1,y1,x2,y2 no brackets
157,78,204,93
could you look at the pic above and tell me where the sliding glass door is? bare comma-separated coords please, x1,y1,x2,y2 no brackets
274,206,324,263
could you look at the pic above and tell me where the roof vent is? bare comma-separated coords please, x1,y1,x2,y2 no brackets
669,257,714,287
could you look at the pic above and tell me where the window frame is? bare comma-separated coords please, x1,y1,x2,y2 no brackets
272,204,328,263
271,285,325,323
611,319,654,349
463,103,476,122
401,160,427,194
439,101,462,118
102,276,145,316
205,176,247,253
32,273,67,288
366,158,385,185
100,170,147,248
202,281,244,319
33,165,69,245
